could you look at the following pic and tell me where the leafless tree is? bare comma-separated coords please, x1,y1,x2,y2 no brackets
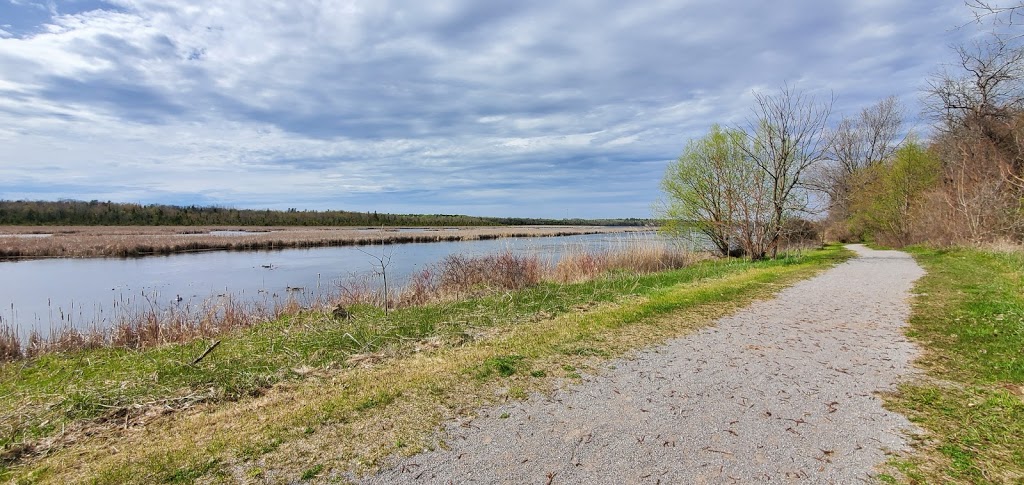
928,39,1024,129
741,85,833,258
813,96,905,224
837,96,905,172
356,227,394,315
928,34,1024,191
968,1,1024,30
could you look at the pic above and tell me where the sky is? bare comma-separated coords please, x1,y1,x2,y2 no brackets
0,1,989,218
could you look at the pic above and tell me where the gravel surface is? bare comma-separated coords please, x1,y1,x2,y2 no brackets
362,245,925,484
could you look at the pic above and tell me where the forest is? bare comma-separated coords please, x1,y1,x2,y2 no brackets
0,199,650,227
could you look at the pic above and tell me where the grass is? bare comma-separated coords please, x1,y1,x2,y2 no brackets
0,245,848,483
880,246,1024,484
0,225,643,260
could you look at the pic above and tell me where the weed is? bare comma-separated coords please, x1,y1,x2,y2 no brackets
300,464,324,480
354,391,401,412
476,355,525,379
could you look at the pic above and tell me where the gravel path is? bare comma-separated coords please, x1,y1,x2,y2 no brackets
363,245,925,484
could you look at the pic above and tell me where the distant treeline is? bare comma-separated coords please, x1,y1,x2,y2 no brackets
0,200,652,227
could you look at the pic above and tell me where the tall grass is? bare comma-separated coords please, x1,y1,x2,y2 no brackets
0,241,695,362
0,326,20,362
551,240,696,282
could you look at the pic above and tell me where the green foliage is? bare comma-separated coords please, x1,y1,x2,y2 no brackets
300,464,323,480
660,125,762,256
475,355,526,379
849,142,941,245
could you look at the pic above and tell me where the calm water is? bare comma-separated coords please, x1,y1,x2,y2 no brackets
0,232,661,336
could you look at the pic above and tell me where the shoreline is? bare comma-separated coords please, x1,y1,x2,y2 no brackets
0,225,652,261
0,246,845,482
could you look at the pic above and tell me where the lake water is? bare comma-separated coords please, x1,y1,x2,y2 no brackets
0,232,666,337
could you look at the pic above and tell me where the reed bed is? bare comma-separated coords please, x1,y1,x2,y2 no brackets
0,225,646,260
0,241,694,362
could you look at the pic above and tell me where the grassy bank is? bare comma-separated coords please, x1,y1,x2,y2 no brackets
0,245,847,483
882,247,1024,484
2,242,691,360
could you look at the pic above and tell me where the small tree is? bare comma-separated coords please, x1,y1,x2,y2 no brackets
850,141,941,246
742,86,834,258
356,227,394,315
660,125,772,258
660,125,745,256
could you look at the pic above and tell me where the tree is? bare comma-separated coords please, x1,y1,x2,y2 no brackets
849,141,941,246
928,39,1024,130
660,125,774,259
661,125,748,256
817,96,905,218
967,0,1024,37
741,86,834,258
925,24,1024,241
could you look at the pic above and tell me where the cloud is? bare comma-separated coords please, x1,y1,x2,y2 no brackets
0,0,981,217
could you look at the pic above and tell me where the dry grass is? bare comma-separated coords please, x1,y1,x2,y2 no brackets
0,326,20,362
551,240,697,282
4,295,323,361
974,237,1024,254
0,225,645,260
0,240,690,362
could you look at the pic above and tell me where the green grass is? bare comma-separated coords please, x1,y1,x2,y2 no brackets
0,245,849,482
885,246,1024,484
300,464,324,480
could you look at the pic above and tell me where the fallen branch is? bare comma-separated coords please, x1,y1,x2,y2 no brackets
191,340,221,365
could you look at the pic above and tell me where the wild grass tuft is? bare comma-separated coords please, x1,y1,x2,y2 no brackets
0,325,21,363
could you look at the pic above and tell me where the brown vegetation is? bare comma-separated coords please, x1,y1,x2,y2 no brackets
0,225,644,261
819,33,1024,247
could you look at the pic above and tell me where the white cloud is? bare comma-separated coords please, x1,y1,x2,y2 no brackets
0,0,982,217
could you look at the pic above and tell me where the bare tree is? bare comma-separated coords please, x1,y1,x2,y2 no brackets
928,39,1024,129
928,34,1024,192
814,97,905,225
968,0,1024,31
356,227,394,315
741,85,833,258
